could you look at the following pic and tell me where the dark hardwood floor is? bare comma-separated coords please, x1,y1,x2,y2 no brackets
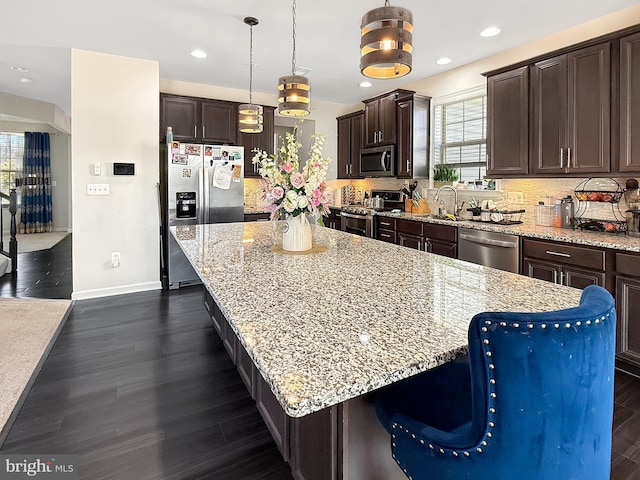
2,242,640,479
0,287,293,480
0,233,72,299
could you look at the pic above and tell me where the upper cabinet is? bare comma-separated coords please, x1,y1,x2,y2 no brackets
239,106,275,178
620,32,640,173
363,90,406,148
483,25,640,178
161,93,238,145
486,66,529,176
396,93,431,178
337,112,363,179
531,43,610,175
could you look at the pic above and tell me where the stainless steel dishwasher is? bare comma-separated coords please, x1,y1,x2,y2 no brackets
458,228,520,273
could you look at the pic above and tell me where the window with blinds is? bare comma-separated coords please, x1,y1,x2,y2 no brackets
433,94,487,184
0,132,24,195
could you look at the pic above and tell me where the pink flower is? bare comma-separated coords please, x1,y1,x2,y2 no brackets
271,186,284,200
290,173,305,188
312,188,321,199
312,197,320,207
283,162,293,173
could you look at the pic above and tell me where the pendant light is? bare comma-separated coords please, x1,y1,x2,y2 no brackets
360,0,413,79
238,17,264,133
277,0,311,116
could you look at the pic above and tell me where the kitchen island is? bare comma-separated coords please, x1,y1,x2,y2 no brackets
172,222,583,480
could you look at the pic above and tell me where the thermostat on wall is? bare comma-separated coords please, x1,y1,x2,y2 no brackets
113,162,135,176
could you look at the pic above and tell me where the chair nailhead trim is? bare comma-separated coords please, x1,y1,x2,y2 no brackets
489,422,495,427
565,323,571,328
452,451,458,457
513,322,520,328
477,448,483,453
489,364,495,369
464,451,470,457
484,339,490,345
491,392,497,398
541,323,547,329
485,320,492,325
482,440,488,446
429,444,434,449
486,351,492,357
487,432,493,437
528,324,534,329
420,439,424,445
439,448,445,454
554,323,560,328
500,322,507,327
482,327,488,332
411,433,416,439
490,379,496,384
489,408,495,413
586,320,591,325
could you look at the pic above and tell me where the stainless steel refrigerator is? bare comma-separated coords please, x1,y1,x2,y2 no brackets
167,143,244,288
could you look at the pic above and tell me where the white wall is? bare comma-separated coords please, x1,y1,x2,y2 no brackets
71,49,160,300
0,120,71,232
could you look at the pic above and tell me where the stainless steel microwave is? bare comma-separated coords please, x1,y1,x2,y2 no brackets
359,146,395,177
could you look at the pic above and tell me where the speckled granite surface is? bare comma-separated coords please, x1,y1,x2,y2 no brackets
171,222,583,418
377,211,640,252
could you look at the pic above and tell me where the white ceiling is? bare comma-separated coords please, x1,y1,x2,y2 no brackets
0,0,637,118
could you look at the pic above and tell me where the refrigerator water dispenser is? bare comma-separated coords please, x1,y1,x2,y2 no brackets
176,192,196,219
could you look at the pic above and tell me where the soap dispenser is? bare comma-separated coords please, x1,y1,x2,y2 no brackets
560,196,574,229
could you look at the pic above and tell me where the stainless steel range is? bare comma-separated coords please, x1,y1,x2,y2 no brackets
340,190,404,237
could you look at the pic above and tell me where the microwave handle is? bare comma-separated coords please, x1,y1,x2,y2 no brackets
380,152,386,171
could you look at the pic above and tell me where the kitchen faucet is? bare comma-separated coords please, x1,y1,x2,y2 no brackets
434,185,462,217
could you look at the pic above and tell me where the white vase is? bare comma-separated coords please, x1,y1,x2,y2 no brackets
283,214,312,251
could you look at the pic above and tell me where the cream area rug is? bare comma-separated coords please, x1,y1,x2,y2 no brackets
0,297,72,437
1,231,69,253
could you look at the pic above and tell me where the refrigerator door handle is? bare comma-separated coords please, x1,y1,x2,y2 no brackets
200,165,208,224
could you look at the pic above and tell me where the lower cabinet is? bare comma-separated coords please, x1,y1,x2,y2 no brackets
244,212,271,222
614,252,640,376
375,217,457,258
324,208,342,230
521,238,609,289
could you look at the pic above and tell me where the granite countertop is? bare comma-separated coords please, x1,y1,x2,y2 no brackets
171,222,583,418
377,211,640,252
243,206,271,215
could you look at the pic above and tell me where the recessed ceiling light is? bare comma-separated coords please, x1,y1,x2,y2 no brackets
480,26,501,37
360,81,372,88
10,66,30,73
190,49,207,59
436,57,452,65
19,77,32,83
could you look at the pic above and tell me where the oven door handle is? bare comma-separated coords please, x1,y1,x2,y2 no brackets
340,211,368,220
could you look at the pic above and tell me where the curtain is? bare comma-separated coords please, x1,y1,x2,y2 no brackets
19,132,53,234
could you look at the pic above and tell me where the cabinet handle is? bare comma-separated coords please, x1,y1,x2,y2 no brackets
559,271,565,285
350,164,353,175
202,125,205,138
426,240,432,252
406,160,410,173
346,165,349,176
559,148,564,168
373,131,377,143
417,241,422,250
380,221,391,226
379,130,383,142
568,147,574,168
380,233,391,238
545,250,571,258
553,270,558,283
194,126,197,138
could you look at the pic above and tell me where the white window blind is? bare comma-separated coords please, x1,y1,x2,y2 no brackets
434,94,487,183
0,132,24,195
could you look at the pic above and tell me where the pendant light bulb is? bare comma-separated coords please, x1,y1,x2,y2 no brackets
278,0,311,116
239,16,264,133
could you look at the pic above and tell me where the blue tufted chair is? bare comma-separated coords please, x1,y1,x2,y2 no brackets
374,285,616,480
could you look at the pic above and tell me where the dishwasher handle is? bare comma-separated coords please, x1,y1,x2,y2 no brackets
459,232,518,249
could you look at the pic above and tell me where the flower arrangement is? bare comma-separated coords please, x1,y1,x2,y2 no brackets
252,125,333,222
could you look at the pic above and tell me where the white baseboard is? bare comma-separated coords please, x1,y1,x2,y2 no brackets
53,227,72,233
71,281,162,300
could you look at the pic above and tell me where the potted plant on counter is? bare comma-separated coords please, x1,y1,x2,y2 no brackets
433,164,459,188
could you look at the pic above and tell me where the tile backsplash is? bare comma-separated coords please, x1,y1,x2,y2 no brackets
247,175,639,228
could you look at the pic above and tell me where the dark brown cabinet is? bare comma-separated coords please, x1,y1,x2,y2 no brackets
522,238,608,288
160,93,238,144
620,32,640,173
337,112,363,179
614,252,640,376
396,94,431,178
487,66,530,176
239,106,275,178
322,208,342,230
363,90,404,148
375,217,457,258
531,43,611,174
